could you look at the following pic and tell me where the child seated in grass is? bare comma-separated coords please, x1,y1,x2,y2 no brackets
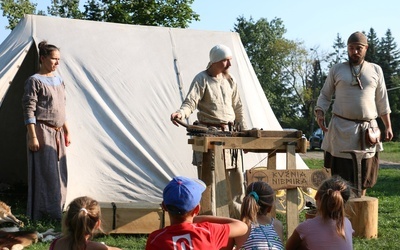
234,181,284,250
286,176,354,250
49,196,121,250
145,176,247,249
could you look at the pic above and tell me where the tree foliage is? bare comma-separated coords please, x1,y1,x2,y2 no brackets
233,16,325,134
0,0,37,29
47,0,83,19
326,33,347,67
0,0,199,29
377,29,400,140
234,16,294,125
365,28,380,63
92,0,199,28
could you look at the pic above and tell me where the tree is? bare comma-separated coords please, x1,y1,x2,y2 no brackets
377,29,400,89
233,16,296,125
82,0,102,21
233,16,326,134
47,0,83,19
326,33,347,68
80,0,199,28
377,29,400,140
1,0,199,29
365,28,380,63
0,0,37,29
388,75,400,139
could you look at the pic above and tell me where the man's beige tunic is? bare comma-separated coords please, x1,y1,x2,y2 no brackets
177,70,246,128
176,70,246,218
316,61,391,159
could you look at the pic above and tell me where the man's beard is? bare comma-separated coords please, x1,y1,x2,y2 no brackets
222,67,230,74
348,53,364,65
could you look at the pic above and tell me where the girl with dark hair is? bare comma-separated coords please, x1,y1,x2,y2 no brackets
49,196,121,250
22,40,71,221
286,176,354,250
234,181,284,249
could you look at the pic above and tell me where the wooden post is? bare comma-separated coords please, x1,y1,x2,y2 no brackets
285,143,298,238
199,151,214,215
212,142,231,217
268,152,277,218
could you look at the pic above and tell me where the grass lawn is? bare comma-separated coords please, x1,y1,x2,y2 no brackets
1,142,399,249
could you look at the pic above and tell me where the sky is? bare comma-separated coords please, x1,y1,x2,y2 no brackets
0,0,399,55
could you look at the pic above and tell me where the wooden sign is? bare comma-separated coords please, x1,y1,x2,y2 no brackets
246,167,331,190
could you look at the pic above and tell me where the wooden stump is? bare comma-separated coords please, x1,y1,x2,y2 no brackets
345,196,378,238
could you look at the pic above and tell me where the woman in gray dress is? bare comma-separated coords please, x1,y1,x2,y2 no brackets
22,41,71,221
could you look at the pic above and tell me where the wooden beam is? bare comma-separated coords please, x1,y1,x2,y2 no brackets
189,136,307,153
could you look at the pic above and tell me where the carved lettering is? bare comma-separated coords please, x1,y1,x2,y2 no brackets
248,169,330,190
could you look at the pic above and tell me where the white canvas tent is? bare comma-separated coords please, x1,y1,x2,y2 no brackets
0,15,307,207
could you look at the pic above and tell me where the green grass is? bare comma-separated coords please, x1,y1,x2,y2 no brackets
380,141,400,162
2,142,399,249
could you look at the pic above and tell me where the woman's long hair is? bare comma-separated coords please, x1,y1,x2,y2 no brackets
315,176,351,238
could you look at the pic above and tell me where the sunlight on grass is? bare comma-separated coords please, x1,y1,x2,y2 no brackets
380,141,400,162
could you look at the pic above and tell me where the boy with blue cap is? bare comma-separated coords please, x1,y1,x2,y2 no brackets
145,176,247,249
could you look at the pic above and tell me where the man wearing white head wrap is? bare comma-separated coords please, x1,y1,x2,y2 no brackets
206,44,233,69
170,44,246,218
171,44,245,129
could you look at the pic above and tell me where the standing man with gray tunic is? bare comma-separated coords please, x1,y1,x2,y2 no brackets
315,32,393,196
22,41,71,221
171,44,246,217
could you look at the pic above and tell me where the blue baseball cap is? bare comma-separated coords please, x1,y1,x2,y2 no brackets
163,176,206,215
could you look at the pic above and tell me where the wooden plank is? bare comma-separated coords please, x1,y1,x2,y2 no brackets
189,137,306,153
99,202,170,234
246,168,331,190
245,129,303,138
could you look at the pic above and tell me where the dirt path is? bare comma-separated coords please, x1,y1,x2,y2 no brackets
299,150,324,160
300,150,400,169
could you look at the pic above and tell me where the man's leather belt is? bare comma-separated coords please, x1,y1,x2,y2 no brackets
333,114,369,123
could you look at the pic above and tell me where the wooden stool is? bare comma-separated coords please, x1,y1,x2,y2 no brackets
345,196,378,238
